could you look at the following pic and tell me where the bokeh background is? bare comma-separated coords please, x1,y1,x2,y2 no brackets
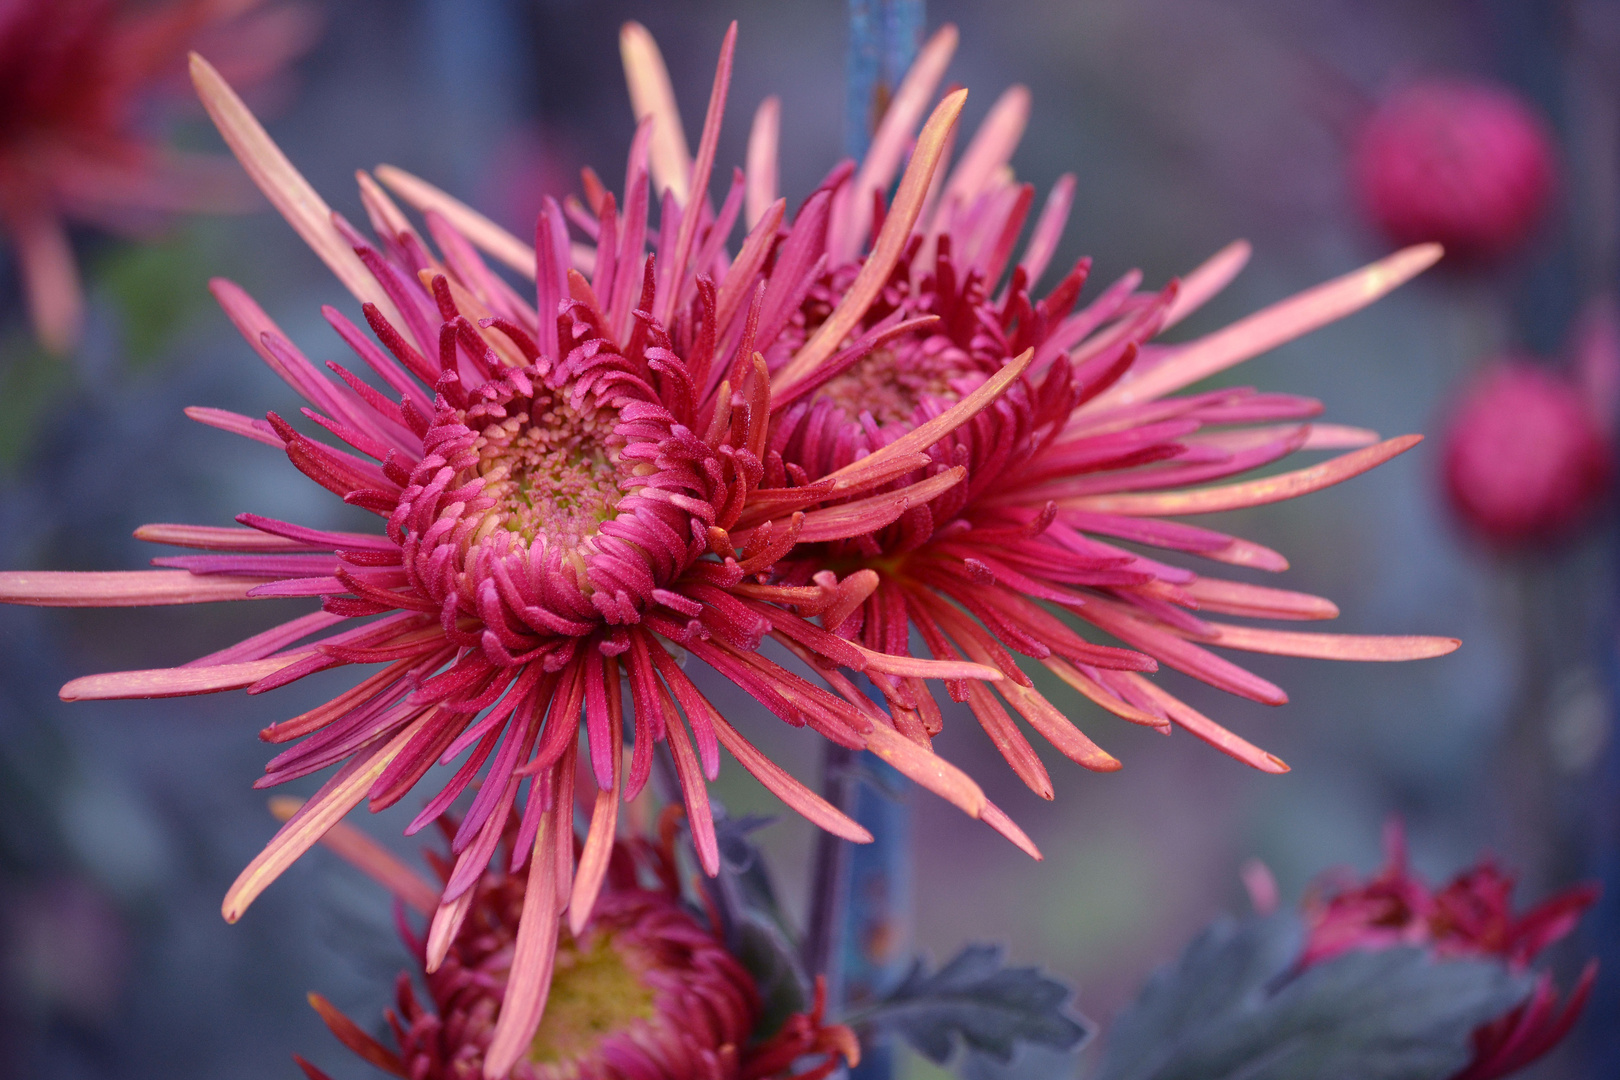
1,1,1615,1078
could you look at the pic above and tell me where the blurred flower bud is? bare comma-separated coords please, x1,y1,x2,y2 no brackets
1441,359,1611,547
1354,79,1557,263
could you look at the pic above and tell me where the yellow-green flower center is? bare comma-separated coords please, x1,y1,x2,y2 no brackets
470,392,623,551
817,340,972,427
526,930,657,1066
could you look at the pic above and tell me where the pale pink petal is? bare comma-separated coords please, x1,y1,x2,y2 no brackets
620,21,694,203
794,466,967,541
9,208,83,354
661,683,720,876
1197,623,1460,660
482,810,561,1078
373,165,536,280
1122,673,1289,774
850,641,1004,682
657,22,736,326
569,662,623,936
189,53,402,326
424,890,474,974
267,795,438,915
709,710,872,843
1181,579,1339,621
778,87,969,390
0,569,265,608
222,715,428,922
980,799,1042,860
1016,174,1075,287
1087,244,1442,410
1061,435,1422,516
184,406,283,446
965,681,1052,798
1161,240,1251,330
745,96,780,229
1042,657,1170,730
865,722,985,819
62,652,314,701
1189,423,1381,453
939,85,1030,218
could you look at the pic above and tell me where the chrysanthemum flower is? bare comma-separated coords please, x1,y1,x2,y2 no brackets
288,803,857,1080
1442,358,1612,548
0,0,319,352
677,26,1456,806
0,22,1013,1017
1301,822,1599,1080
1353,78,1557,265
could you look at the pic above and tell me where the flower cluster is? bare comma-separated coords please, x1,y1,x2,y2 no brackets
291,804,856,1080
0,19,1460,1066
1301,823,1599,1080
0,0,319,351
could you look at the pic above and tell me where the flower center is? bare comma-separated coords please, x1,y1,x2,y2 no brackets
463,388,624,555
816,337,974,427
526,929,657,1067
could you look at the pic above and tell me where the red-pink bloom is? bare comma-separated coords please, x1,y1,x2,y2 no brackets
291,805,857,1080
1354,78,1557,264
1302,823,1599,1080
0,30,1010,1065
1441,359,1612,547
0,0,318,352
721,26,1457,806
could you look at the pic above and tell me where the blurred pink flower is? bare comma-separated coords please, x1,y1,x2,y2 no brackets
290,804,857,1080
0,0,319,352
1302,822,1598,1080
1441,359,1611,547
1353,78,1557,264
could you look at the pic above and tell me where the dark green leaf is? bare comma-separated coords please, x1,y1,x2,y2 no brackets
1097,914,1531,1080
858,944,1092,1065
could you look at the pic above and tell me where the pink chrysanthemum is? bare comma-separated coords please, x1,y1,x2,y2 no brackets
1353,78,1557,265
1302,822,1599,1080
1441,358,1612,548
290,804,857,1080
0,0,319,351
705,27,1457,804
0,22,1460,1052
0,25,1017,1032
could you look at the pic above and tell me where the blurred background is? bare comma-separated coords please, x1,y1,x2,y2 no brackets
0,1,1615,1077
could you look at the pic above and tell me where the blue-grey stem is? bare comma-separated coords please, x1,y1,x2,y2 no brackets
805,8,925,1077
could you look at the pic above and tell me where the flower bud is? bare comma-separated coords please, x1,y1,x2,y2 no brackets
1355,79,1556,263
1441,360,1611,547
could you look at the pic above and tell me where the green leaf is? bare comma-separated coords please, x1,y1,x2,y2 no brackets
1097,915,1532,1080
857,944,1092,1065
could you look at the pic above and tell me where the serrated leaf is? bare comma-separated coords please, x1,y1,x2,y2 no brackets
857,944,1092,1065
1097,914,1532,1080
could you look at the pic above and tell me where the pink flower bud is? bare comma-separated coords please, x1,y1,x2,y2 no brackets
1441,360,1611,547
1355,79,1557,263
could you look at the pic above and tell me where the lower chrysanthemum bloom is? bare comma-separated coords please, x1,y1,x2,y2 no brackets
290,805,857,1080
1301,822,1599,1080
